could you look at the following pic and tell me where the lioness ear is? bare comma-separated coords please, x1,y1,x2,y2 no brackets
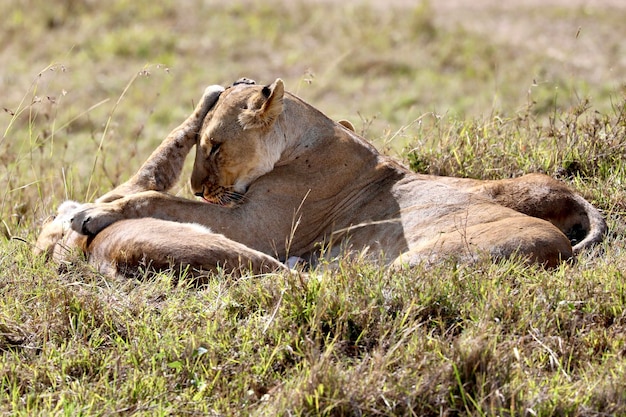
238,78,284,130
338,119,356,132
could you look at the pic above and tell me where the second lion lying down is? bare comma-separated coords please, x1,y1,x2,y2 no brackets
36,201,286,278
37,78,607,276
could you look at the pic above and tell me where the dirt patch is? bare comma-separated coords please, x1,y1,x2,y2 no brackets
431,1,626,86
313,0,626,88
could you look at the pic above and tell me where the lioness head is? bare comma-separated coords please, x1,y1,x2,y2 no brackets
191,78,285,206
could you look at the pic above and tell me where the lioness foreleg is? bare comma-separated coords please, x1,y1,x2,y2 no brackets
71,191,212,237
97,85,224,203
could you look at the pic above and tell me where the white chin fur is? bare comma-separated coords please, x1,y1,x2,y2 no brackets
55,200,84,231
57,200,83,216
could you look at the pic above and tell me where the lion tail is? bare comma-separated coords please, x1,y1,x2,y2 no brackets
571,194,608,254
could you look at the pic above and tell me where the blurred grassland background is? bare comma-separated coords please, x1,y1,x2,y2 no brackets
2,0,626,415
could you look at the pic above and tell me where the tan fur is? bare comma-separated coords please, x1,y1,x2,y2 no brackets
67,79,607,268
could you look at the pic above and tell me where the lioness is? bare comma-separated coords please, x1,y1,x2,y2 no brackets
65,78,605,269
35,84,286,278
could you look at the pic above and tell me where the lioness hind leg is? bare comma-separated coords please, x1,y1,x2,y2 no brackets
394,215,573,268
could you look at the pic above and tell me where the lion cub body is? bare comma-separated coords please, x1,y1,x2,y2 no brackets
64,79,606,270
36,201,285,279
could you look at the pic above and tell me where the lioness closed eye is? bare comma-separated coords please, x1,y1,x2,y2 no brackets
64,78,606,270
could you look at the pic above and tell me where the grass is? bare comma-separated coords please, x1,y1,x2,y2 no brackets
2,0,626,415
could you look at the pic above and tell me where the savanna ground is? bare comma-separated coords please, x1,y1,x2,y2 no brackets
1,0,626,415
